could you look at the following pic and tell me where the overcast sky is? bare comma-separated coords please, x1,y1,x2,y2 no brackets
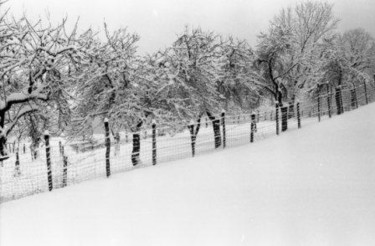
8,0,375,54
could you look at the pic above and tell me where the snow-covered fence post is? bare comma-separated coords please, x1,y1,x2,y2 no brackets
296,102,301,129
104,118,111,177
44,131,53,191
131,122,142,166
60,145,68,188
317,93,321,122
281,105,288,132
23,144,25,154
221,110,226,148
256,110,260,123
250,113,256,143
62,156,68,188
14,149,20,177
152,120,157,165
364,81,369,105
125,133,129,143
276,103,280,135
188,120,196,157
205,117,208,128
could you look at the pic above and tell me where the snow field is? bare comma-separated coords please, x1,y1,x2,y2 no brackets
1,97,375,246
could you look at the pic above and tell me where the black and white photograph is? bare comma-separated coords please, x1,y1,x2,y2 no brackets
0,0,375,245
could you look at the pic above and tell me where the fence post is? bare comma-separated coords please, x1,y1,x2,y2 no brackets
276,103,280,135
23,144,25,154
281,105,288,131
62,156,68,188
104,118,111,177
221,110,226,148
317,93,321,122
327,91,332,118
44,131,53,191
14,149,20,177
363,81,369,105
335,87,343,115
296,102,301,129
250,113,256,143
152,120,157,165
188,120,196,157
60,145,68,188
351,86,358,109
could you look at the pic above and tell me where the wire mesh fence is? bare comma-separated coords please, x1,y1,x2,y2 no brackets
1,83,375,203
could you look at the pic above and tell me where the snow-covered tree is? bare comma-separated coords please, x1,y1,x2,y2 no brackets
340,29,375,83
316,28,375,113
216,37,259,112
71,25,189,165
162,27,226,148
252,1,338,129
0,16,85,160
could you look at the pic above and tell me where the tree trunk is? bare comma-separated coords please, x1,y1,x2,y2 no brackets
327,86,332,118
0,136,6,159
335,87,343,115
131,133,141,166
212,119,221,148
206,112,221,149
131,121,143,166
188,126,196,157
188,118,201,157
0,113,8,160
351,87,357,109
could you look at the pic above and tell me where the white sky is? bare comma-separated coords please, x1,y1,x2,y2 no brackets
8,0,375,54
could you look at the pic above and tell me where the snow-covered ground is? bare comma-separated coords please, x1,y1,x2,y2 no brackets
0,112,308,202
1,103,375,246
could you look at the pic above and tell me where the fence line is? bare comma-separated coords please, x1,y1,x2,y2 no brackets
1,83,375,203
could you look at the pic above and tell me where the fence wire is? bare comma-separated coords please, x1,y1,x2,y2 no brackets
1,83,375,203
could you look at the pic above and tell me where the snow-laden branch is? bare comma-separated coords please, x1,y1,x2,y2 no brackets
4,104,38,137
0,86,48,113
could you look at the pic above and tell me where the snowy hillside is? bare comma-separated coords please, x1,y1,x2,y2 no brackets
1,103,375,246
